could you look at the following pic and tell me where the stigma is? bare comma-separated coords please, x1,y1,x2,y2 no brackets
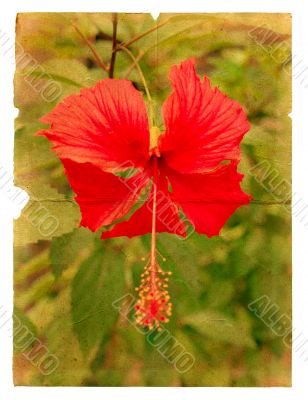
135,256,172,331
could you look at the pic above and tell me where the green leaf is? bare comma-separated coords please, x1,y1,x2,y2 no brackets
25,69,84,89
19,59,92,96
50,227,94,279
183,311,255,348
14,182,80,246
44,312,90,385
15,126,59,173
71,245,126,354
13,307,38,354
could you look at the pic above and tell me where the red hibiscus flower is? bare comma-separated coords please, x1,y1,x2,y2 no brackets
37,58,252,330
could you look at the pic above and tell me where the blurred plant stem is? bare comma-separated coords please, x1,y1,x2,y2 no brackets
72,22,109,72
120,19,169,48
124,50,145,78
109,13,118,78
118,46,155,126
72,15,169,83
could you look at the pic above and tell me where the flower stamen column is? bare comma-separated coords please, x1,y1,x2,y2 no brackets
135,155,172,330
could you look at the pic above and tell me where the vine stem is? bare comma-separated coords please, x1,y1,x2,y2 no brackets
72,22,109,72
124,50,144,78
118,46,155,126
109,13,118,78
150,157,158,291
119,19,169,48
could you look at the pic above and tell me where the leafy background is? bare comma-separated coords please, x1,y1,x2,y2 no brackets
14,13,291,386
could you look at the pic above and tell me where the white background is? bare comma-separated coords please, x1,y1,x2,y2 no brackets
0,0,307,399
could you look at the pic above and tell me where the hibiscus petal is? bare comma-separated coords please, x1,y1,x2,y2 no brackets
38,79,150,172
166,162,252,237
102,173,186,239
61,159,150,232
159,58,250,174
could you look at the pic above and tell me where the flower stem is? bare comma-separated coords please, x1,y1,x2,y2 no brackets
117,46,155,126
109,13,118,78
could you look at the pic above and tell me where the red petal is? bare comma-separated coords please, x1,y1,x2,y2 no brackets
62,159,150,232
38,79,150,172
159,58,250,174
102,170,186,239
166,162,252,237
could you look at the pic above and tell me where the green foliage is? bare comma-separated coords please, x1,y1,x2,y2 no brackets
13,307,38,354
14,191,80,246
71,245,126,354
50,228,94,279
183,310,255,348
14,12,291,386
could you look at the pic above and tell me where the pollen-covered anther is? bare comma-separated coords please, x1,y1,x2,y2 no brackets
135,259,172,330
